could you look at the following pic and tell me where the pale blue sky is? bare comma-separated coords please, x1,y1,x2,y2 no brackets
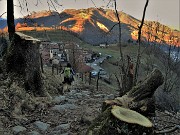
0,0,179,30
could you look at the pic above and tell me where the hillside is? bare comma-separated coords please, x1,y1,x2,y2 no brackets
0,8,179,46
0,39,179,134
0,67,179,135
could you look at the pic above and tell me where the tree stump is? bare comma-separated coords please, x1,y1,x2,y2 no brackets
6,32,45,96
86,69,164,135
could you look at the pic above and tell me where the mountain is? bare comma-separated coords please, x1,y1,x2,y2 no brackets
25,10,59,18
0,18,5,21
0,18,7,30
58,8,136,45
0,8,179,46
57,8,180,46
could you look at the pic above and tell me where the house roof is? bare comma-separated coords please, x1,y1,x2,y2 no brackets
51,45,59,49
77,64,93,73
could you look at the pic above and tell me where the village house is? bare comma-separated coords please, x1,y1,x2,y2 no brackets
40,40,68,65
40,39,51,49
49,42,60,59
99,43,108,48
40,40,94,72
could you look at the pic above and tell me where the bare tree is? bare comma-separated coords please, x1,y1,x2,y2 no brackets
134,0,149,85
146,22,152,45
110,0,149,95
162,31,179,92
113,0,128,96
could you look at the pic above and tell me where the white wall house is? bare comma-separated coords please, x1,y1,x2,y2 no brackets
99,44,107,48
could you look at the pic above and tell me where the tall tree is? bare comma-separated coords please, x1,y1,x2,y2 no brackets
7,0,15,41
114,0,127,96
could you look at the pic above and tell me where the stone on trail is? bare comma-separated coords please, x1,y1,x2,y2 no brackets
82,91,91,95
51,104,77,112
54,123,70,131
74,93,83,98
67,98,76,103
47,130,62,135
48,131,69,135
94,94,106,98
48,124,70,135
105,94,115,100
27,131,40,135
34,121,50,131
60,133,69,135
52,96,66,104
12,125,26,134
67,90,77,96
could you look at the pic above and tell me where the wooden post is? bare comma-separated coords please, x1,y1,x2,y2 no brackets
96,71,100,91
40,53,44,73
85,72,87,83
89,72,91,85
81,73,83,81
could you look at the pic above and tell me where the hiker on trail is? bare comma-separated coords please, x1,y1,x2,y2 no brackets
62,63,75,86
51,53,61,75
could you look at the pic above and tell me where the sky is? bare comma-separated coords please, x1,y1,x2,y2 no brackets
0,0,179,30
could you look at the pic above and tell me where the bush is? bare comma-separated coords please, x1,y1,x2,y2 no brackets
155,88,180,112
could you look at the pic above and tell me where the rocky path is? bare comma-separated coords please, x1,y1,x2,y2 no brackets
8,86,116,135
1,69,179,135
6,86,180,135
0,67,117,135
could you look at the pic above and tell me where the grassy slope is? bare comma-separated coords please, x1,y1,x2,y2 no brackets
22,30,84,44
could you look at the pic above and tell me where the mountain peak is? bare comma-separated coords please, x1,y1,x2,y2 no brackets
0,17,6,20
25,10,59,18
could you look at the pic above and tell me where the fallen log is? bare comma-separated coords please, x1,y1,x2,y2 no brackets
86,69,164,135
103,68,164,115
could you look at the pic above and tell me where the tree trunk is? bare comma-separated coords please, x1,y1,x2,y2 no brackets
87,69,164,135
89,72,91,85
104,68,164,114
6,32,45,96
128,68,163,102
96,71,100,91
7,0,15,41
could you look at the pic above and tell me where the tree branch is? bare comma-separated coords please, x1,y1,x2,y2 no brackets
0,12,6,17
155,125,180,134
108,23,119,33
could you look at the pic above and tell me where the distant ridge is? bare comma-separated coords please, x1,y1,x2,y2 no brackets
0,18,6,21
0,8,179,46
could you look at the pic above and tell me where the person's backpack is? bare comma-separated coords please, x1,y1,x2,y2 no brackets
64,67,71,78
